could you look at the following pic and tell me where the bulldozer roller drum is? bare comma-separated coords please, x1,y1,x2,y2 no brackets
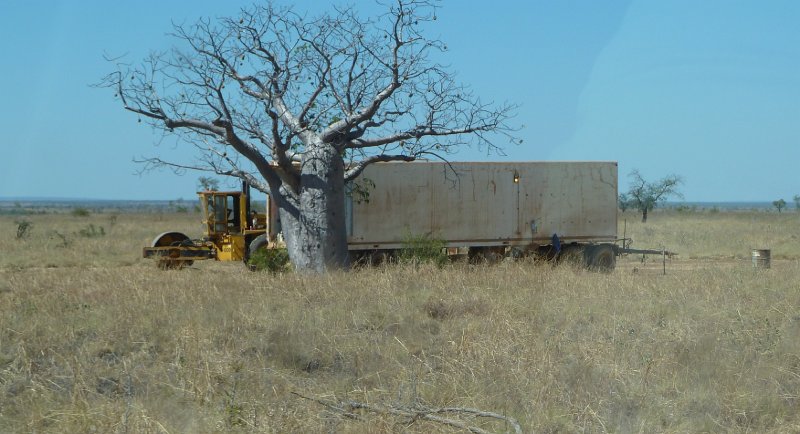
151,232,194,269
151,231,191,248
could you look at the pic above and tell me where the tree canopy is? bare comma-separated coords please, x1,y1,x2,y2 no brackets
624,170,683,222
773,199,787,213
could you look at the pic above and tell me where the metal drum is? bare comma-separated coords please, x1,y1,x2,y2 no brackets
751,249,771,269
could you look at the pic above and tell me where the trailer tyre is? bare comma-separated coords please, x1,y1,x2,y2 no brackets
468,247,505,264
586,244,616,272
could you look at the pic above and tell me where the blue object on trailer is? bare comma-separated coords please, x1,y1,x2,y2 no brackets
551,233,561,254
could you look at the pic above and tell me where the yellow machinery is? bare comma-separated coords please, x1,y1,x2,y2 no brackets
143,183,274,269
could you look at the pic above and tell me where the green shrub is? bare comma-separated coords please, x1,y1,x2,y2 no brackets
399,233,448,267
15,219,32,239
71,207,90,217
78,224,105,238
248,248,291,273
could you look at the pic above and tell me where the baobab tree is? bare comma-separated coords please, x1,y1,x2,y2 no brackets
102,1,517,272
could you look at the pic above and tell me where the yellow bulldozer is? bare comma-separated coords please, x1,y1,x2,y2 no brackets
143,183,278,269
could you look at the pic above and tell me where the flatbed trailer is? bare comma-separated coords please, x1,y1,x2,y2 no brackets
345,161,620,268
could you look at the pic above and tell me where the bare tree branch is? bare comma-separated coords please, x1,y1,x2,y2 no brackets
344,154,416,181
293,391,523,434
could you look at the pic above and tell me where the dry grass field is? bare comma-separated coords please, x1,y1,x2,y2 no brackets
1,209,800,433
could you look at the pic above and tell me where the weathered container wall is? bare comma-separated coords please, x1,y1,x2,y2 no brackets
347,161,617,250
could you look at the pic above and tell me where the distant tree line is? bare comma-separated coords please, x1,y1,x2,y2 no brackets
619,172,800,217
772,195,800,213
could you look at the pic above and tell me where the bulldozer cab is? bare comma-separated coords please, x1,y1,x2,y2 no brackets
200,191,245,236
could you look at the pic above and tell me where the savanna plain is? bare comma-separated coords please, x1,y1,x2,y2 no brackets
1,208,799,433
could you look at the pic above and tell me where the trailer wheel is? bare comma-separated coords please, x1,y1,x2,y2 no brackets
468,247,505,264
586,244,616,272
350,250,378,267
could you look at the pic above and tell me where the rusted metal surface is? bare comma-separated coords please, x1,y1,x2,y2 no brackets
347,161,618,250
142,245,216,260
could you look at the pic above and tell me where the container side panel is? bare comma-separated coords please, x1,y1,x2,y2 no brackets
348,161,617,247
349,163,433,244
518,162,617,242
430,163,518,243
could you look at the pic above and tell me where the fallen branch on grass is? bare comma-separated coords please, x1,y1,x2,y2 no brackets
292,391,522,434
290,391,364,421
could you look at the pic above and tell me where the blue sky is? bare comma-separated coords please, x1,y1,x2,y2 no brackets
1,0,798,201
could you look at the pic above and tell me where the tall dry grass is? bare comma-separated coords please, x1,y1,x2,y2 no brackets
1,209,799,433
619,209,800,259
0,212,202,269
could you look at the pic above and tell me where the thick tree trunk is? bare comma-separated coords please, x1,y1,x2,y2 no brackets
278,144,350,273
641,207,648,223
